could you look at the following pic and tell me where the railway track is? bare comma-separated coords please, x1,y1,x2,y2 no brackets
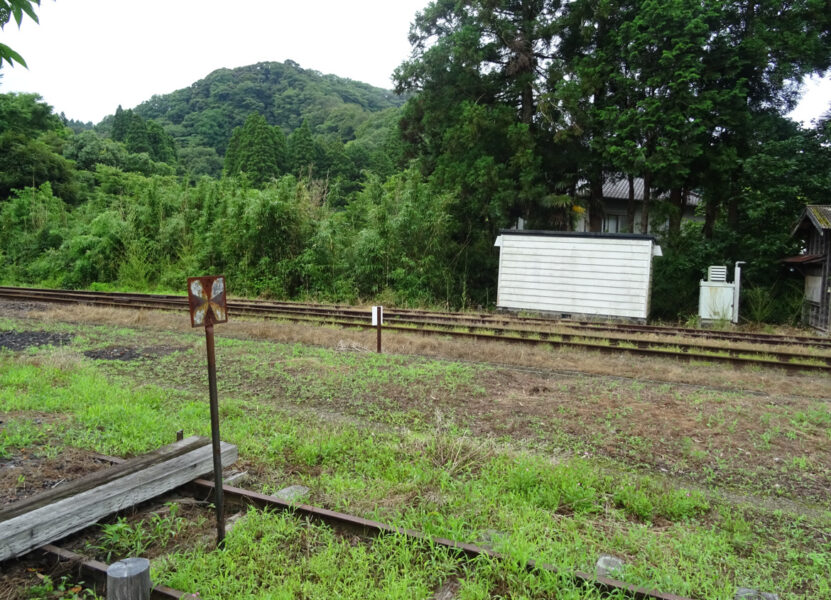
38,453,693,600
192,478,692,600
1,286,829,374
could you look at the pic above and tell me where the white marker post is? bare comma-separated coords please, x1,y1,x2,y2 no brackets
372,306,383,353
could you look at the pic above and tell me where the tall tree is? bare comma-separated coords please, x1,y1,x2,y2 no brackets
111,105,130,142
0,133,78,202
613,0,716,234
555,0,831,236
696,0,831,237
0,92,78,202
394,0,567,301
146,120,177,164
224,112,286,187
124,112,151,155
554,0,633,230
288,119,315,174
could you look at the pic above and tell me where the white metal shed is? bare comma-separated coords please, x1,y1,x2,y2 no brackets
494,231,662,321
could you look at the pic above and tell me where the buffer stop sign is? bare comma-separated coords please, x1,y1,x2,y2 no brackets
187,275,228,327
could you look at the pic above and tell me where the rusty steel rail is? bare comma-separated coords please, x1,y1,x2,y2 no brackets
30,477,692,600
228,295,831,349
191,479,693,600
3,284,830,348
370,321,831,373
226,303,831,372
40,446,693,600
395,311,831,349
1,286,829,373
187,297,831,349
219,304,831,367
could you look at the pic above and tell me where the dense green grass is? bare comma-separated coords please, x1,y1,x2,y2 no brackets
1,327,829,599
154,508,630,600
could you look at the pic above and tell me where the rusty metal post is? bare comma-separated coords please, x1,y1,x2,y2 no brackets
186,275,228,549
204,315,225,549
375,306,382,353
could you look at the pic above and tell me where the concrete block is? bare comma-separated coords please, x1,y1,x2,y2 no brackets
274,484,310,503
735,588,779,600
595,554,625,578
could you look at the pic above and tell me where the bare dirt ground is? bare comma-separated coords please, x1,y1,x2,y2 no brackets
6,299,829,397
0,330,72,352
82,345,187,361
0,440,111,507
2,300,828,508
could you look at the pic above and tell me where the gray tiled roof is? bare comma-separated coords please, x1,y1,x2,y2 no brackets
578,177,701,206
601,177,701,206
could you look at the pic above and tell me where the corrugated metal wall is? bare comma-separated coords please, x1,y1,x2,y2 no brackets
496,233,656,320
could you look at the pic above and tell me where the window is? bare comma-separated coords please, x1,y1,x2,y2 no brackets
604,213,625,233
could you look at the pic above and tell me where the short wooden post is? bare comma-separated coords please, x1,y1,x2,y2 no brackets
107,557,151,600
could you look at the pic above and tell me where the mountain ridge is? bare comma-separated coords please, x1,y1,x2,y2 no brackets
123,60,405,157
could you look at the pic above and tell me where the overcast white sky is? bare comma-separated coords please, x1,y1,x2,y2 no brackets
1,0,829,126
0,0,430,123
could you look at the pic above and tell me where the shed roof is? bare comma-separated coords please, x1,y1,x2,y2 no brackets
782,254,825,265
498,229,657,241
791,205,831,236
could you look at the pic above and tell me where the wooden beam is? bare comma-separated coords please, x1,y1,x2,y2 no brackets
0,437,210,522
0,437,237,562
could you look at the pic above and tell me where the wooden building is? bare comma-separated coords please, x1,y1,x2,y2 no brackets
494,231,662,322
786,205,831,332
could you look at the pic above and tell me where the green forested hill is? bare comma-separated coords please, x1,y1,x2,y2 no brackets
2,2,830,320
128,60,405,161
